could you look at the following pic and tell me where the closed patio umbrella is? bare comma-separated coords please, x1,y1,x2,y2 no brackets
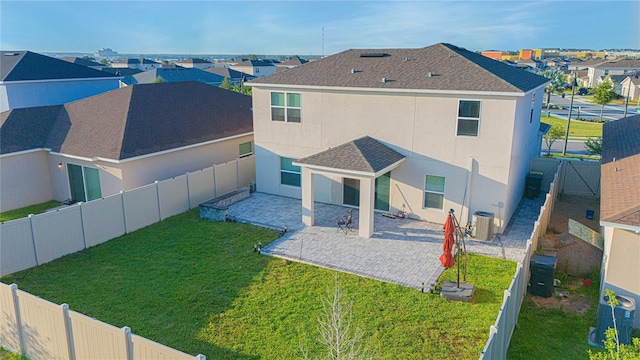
439,214,455,268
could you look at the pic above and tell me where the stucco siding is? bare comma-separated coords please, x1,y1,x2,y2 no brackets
120,134,253,190
0,151,53,212
602,226,640,329
0,79,120,112
49,154,123,202
253,86,525,228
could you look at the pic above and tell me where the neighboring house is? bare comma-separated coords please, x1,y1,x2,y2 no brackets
599,114,640,329
175,57,213,69
62,57,104,70
126,67,225,86
0,51,121,112
0,81,253,211
205,67,256,84
276,57,309,71
515,59,544,70
587,58,640,87
231,60,276,77
110,57,162,71
99,67,143,86
247,43,549,238
621,75,640,101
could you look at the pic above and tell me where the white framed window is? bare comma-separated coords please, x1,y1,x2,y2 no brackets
239,141,253,157
424,175,445,209
271,92,301,123
67,163,102,202
280,157,301,187
456,100,480,136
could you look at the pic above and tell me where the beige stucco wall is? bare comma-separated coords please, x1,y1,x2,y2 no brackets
119,134,253,190
0,150,53,212
253,86,544,227
602,226,640,329
49,154,124,202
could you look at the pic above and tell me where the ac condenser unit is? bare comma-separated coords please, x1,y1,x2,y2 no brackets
472,211,494,241
595,293,635,345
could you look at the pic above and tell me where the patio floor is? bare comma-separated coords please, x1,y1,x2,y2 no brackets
227,192,544,290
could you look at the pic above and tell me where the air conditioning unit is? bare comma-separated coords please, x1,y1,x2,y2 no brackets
472,211,494,241
595,292,635,345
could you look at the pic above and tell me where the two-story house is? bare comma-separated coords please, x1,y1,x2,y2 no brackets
175,57,213,69
231,60,277,78
110,57,162,71
587,58,640,87
247,43,549,238
0,51,121,112
599,114,640,329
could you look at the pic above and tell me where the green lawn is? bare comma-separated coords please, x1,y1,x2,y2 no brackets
0,209,516,359
507,277,601,359
0,201,62,222
541,114,603,138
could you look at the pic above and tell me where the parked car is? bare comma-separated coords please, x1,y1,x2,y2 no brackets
577,87,588,96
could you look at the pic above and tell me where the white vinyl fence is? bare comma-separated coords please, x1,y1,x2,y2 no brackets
0,282,205,360
0,156,255,276
479,161,563,359
530,157,601,197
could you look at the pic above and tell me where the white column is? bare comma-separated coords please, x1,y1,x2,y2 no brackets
301,167,314,226
358,177,375,238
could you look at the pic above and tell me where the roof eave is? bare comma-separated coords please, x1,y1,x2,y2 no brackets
600,220,640,233
246,83,534,97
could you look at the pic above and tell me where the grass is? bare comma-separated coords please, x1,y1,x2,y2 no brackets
0,201,62,222
1,209,515,360
541,114,603,138
543,153,601,161
507,276,601,359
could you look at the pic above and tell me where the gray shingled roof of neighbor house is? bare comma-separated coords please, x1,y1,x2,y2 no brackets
1,51,117,81
600,114,640,227
294,136,406,174
249,43,550,93
0,82,253,160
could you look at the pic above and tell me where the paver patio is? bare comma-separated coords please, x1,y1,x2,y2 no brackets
228,192,544,290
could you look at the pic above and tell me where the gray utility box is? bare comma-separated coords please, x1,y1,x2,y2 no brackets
473,211,494,241
595,293,636,345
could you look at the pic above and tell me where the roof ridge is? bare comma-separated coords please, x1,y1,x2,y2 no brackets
442,43,523,93
118,86,136,159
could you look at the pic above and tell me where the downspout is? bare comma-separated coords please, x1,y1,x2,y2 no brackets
464,156,475,225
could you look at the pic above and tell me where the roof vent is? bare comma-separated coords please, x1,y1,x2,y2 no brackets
427,72,432,77
405,57,409,61
382,77,387,83
351,68,356,74
448,53,452,58
360,53,389,58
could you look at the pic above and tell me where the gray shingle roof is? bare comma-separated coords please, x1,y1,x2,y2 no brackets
205,67,255,81
295,136,405,174
1,82,253,160
1,51,116,81
62,57,103,68
131,68,225,85
249,43,549,93
600,115,640,228
234,60,275,67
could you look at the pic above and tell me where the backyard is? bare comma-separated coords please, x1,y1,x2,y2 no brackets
0,201,61,222
1,209,515,359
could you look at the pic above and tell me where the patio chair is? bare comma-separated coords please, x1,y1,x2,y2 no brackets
337,209,353,234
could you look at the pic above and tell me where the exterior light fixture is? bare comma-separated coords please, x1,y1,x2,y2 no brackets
57,162,63,169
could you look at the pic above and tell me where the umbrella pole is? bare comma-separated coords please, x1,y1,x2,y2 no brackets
450,209,461,288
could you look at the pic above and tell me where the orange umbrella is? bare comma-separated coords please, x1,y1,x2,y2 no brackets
439,214,455,268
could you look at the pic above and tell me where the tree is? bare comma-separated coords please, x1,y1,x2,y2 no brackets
81,55,95,61
98,58,108,65
153,76,167,83
594,77,615,122
301,276,371,360
585,137,602,155
544,124,565,155
220,77,233,90
537,68,566,109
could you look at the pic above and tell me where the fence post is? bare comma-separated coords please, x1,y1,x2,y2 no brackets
122,326,132,360
195,354,207,360
155,180,162,221
120,191,128,234
212,165,217,199
186,172,192,210
61,304,75,360
78,202,87,250
27,214,39,265
10,284,25,355
236,158,240,189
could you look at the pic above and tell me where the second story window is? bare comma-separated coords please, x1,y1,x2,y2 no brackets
457,100,480,137
271,92,301,123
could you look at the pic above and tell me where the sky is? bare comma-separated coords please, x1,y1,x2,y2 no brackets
1,1,639,56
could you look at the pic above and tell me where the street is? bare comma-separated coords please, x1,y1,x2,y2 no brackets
541,139,589,155
545,94,639,122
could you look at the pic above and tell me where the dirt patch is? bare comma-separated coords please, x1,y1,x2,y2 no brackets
541,194,602,277
530,278,593,315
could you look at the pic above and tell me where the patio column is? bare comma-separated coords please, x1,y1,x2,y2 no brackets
301,167,314,226
358,177,375,238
